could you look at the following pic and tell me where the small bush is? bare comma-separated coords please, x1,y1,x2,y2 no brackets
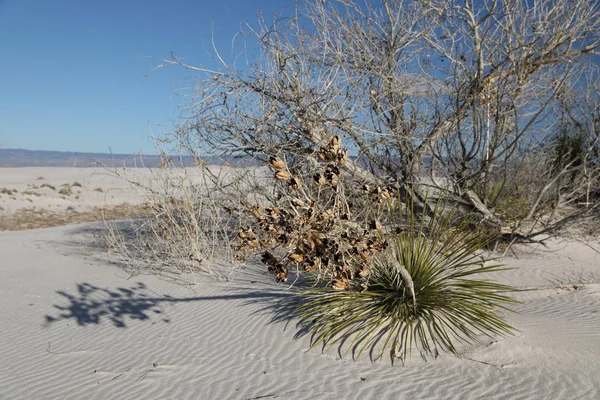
72,182,82,187
40,184,56,190
282,196,517,363
58,188,72,196
0,188,17,195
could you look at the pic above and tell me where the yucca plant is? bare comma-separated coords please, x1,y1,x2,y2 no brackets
293,194,518,363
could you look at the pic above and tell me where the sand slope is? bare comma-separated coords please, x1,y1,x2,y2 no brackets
1,224,599,400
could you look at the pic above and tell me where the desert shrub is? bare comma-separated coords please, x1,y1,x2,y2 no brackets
234,136,392,286
102,157,239,282
58,188,72,196
286,196,517,363
22,190,42,197
475,176,533,225
40,183,56,190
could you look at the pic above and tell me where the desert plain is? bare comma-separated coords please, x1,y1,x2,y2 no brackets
1,166,600,399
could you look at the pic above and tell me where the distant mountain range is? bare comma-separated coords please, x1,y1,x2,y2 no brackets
0,149,259,168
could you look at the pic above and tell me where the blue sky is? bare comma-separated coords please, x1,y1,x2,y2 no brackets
0,0,290,154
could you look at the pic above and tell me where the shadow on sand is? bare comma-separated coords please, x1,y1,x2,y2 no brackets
44,281,291,328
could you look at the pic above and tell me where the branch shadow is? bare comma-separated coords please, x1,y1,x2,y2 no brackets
44,281,289,328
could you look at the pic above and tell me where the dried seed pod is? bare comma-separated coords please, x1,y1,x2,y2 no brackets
324,165,340,186
288,251,305,263
256,217,268,227
266,224,280,235
313,172,327,186
317,149,337,163
288,177,302,190
247,239,260,249
245,227,257,240
261,251,279,266
275,170,291,181
307,231,326,250
357,265,372,278
304,257,321,272
250,204,264,219
367,238,387,251
328,173,339,186
274,267,288,282
290,198,305,208
268,263,288,282
265,207,281,218
359,250,372,263
380,188,392,199
332,278,350,291
336,148,348,166
367,220,382,231
360,184,373,195
260,238,275,248
277,234,294,248
269,156,286,171
321,209,335,220
329,135,341,151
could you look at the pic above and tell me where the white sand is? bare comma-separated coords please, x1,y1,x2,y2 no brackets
0,167,151,214
1,168,600,399
1,225,599,399
0,166,263,217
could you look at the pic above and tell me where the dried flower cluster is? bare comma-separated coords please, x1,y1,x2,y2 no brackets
235,136,389,289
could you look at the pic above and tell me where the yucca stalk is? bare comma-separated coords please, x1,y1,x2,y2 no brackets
295,193,518,363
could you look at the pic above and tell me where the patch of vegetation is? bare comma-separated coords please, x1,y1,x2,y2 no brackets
58,188,72,196
0,203,153,231
0,188,17,195
72,182,82,187
282,197,517,363
40,183,56,190
22,190,42,197
94,187,103,192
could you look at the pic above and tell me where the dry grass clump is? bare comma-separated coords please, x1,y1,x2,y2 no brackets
0,187,18,195
22,190,42,197
58,187,73,196
0,203,152,231
102,161,238,281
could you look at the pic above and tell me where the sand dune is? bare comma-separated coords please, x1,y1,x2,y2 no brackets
1,221,599,400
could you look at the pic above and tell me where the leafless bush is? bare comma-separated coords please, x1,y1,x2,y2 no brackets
149,0,599,245
101,151,243,282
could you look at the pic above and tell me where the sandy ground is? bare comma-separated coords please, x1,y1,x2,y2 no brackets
0,166,247,230
0,167,162,214
1,167,600,399
0,223,599,400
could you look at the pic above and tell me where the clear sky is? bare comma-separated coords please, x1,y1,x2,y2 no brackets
0,0,290,154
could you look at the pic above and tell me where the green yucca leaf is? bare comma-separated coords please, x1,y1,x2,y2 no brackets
291,193,518,363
